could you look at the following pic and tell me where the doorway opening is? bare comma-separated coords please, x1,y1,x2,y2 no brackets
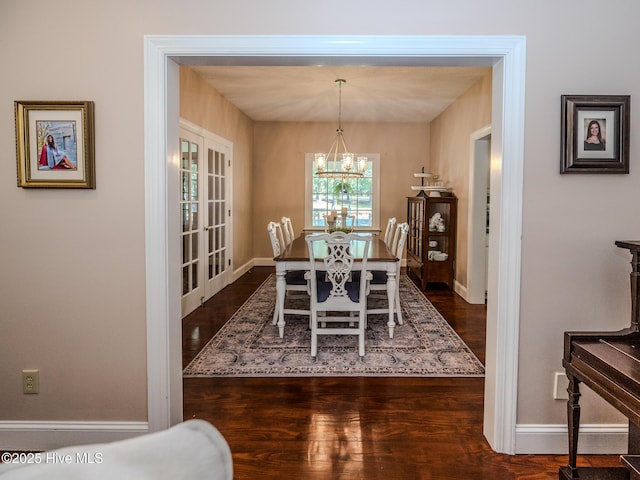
466,126,492,305
144,35,526,454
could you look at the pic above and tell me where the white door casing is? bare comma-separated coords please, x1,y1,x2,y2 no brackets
144,35,526,454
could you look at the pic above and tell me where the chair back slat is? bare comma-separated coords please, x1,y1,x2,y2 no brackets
383,217,397,247
393,223,409,260
281,216,295,247
390,221,409,257
267,221,285,257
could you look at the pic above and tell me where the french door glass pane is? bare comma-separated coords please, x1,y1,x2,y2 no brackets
190,174,198,201
182,266,189,295
181,204,189,232
182,235,189,264
181,140,189,169
191,203,198,230
190,143,198,169
191,231,198,260
191,263,198,289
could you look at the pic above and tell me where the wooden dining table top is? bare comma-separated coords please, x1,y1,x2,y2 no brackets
275,232,397,263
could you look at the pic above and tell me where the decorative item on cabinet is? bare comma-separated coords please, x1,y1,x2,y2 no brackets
406,194,457,290
410,167,453,197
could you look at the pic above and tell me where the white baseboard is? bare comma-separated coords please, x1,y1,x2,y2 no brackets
454,280,467,300
0,421,149,451
515,423,628,454
253,258,275,267
233,259,255,280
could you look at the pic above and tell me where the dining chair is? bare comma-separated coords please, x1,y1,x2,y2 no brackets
306,232,371,357
281,216,295,247
267,221,310,336
367,222,409,328
383,217,397,248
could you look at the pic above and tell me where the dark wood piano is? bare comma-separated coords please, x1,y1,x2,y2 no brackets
560,241,640,480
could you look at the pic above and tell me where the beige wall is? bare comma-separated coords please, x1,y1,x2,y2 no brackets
179,65,488,287
179,68,431,263
2,0,640,450
253,121,429,258
429,71,493,288
179,67,255,268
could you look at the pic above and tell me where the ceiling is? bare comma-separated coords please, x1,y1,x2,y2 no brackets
189,65,491,123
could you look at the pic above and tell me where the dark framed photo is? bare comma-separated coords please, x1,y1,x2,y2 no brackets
15,100,95,188
560,95,630,174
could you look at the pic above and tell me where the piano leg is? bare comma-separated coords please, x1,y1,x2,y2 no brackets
630,420,640,454
567,374,582,478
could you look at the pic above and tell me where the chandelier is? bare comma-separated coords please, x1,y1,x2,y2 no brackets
314,79,367,178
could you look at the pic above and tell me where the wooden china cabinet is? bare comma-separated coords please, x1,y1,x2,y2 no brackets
406,194,457,290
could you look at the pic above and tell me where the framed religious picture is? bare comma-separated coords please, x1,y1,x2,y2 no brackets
15,100,95,188
560,95,630,174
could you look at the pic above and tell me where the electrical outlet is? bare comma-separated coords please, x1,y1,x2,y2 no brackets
22,369,39,394
553,372,568,400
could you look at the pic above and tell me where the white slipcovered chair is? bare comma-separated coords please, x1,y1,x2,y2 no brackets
267,221,310,337
367,222,409,329
0,419,232,480
306,232,371,357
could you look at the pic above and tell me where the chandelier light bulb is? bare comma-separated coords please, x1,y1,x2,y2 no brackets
314,153,326,172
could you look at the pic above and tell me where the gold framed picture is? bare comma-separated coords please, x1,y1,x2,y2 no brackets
15,100,95,188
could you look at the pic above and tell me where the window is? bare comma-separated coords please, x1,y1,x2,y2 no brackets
305,153,380,230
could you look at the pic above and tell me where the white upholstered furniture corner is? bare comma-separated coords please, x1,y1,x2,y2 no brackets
0,419,232,480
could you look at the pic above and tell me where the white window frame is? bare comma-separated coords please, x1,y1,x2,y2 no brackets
304,152,380,231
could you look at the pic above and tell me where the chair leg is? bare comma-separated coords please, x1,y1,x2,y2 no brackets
278,296,285,338
395,289,403,325
272,299,279,325
358,310,365,357
311,311,318,357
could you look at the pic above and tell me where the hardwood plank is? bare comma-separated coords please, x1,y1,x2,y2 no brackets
183,267,619,479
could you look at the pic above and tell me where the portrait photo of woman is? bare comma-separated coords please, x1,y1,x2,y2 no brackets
39,134,77,170
583,119,606,151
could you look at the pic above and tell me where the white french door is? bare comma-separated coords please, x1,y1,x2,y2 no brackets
180,124,232,318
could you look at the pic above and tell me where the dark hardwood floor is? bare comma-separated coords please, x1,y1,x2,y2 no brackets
183,267,618,479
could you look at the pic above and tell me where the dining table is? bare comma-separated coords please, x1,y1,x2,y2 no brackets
273,232,399,339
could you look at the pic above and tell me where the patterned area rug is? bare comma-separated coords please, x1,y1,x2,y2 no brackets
183,275,485,377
